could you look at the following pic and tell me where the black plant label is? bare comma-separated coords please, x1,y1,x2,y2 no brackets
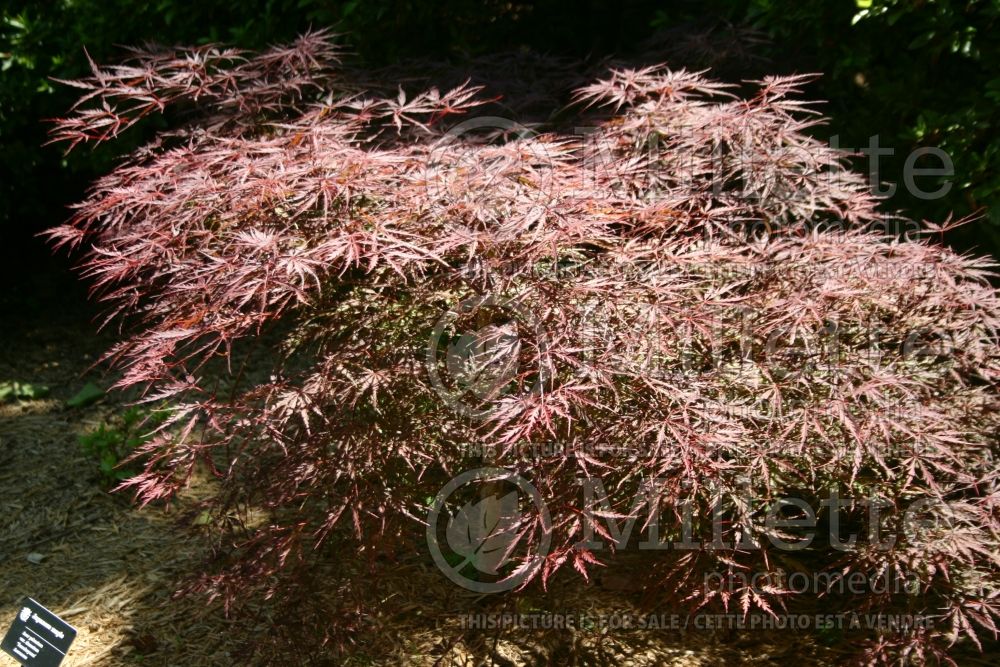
1,598,76,667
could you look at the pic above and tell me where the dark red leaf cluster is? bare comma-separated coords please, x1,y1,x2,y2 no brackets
51,32,1000,663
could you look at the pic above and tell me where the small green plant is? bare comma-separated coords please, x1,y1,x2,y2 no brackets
0,380,50,402
79,406,168,484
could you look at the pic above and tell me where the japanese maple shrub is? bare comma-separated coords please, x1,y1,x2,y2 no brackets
51,32,1000,663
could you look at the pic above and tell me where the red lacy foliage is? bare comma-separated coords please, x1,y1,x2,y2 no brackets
51,31,1000,663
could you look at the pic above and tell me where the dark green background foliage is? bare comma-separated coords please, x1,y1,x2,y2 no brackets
695,0,1000,252
2,0,998,252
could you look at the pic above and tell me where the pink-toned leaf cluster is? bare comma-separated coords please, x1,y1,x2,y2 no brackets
51,31,1000,663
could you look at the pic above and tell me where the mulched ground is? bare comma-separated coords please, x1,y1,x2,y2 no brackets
1,253,991,666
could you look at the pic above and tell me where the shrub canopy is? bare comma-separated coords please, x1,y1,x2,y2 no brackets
52,32,1000,663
